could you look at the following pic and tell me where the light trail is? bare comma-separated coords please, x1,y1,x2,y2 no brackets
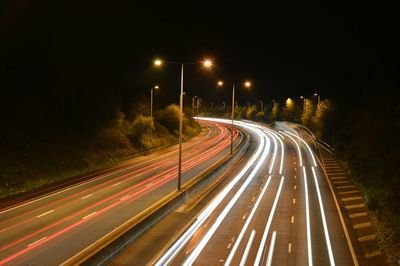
284,131,317,167
239,230,256,266
0,121,220,216
311,166,335,266
266,130,285,174
289,127,335,265
303,166,313,266
155,119,268,266
280,131,303,167
0,121,235,263
265,230,277,266
253,176,284,266
224,175,272,266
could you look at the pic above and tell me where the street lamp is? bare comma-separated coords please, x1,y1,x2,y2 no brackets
192,96,197,118
154,58,212,191
259,100,263,112
300,96,306,113
150,85,159,143
218,80,251,154
196,98,201,122
314,92,320,107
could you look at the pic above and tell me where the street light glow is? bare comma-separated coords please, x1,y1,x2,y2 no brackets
217,81,224,86
154,85,159,89
244,81,251,88
203,59,212,67
154,59,163,66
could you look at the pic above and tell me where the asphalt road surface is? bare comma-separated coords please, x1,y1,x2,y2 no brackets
0,120,240,265
113,118,358,266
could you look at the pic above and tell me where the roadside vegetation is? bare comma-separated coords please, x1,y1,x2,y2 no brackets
335,89,400,264
0,101,200,199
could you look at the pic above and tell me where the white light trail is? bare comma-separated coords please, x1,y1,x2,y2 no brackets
239,230,256,266
266,230,277,266
265,130,278,174
254,176,285,266
183,132,270,266
303,167,313,266
269,130,285,174
311,166,335,266
224,175,272,266
285,131,317,167
280,131,303,167
155,119,269,266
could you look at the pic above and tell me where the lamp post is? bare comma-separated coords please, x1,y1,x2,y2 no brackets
192,96,197,118
218,80,251,154
154,58,212,191
300,96,306,113
196,98,201,122
150,85,159,143
260,100,263,112
314,92,320,107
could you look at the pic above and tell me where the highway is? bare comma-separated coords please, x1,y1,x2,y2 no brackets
0,120,240,265
142,118,358,266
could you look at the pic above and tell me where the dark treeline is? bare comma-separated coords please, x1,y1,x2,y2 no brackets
335,87,400,264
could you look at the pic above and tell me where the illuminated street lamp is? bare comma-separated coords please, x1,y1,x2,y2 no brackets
154,58,212,191
150,85,159,143
218,80,252,154
314,92,320,107
300,96,306,113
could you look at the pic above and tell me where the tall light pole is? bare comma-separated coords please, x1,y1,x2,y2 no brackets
218,80,251,154
260,100,263,112
196,97,201,122
314,92,320,107
150,85,159,143
192,96,197,118
300,95,306,113
154,58,212,191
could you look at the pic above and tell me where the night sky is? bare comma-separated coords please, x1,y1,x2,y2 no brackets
1,1,399,109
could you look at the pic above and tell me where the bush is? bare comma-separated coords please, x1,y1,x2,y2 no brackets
128,115,154,150
155,104,180,134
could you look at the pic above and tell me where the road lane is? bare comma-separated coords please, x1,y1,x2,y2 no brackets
0,120,240,265
149,118,357,266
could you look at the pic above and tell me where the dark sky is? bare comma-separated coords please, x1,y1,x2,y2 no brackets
1,0,399,108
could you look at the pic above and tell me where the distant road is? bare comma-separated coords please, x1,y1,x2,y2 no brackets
129,118,357,266
0,120,240,265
